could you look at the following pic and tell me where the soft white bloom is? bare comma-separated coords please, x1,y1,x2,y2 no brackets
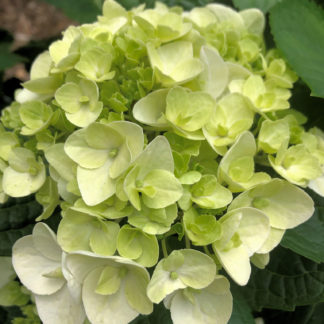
12,223,85,324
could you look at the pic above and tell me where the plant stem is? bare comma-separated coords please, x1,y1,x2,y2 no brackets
185,234,190,249
161,238,168,257
203,245,213,258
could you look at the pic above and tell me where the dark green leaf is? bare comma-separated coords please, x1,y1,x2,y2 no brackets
118,0,154,9
0,197,42,256
0,197,42,231
118,0,223,10
0,306,22,324
0,225,35,256
307,303,324,324
40,0,102,23
0,29,14,43
164,132,201,156
240,247,324,311
0,43,24,71
41,0,231,22
228,285,254,324
42,209,61,233
233,0,280,12
270,0,324,98
11,305,42,324
281,207,324,263
289,81,324,129
154,0,214,9
261,303,324,324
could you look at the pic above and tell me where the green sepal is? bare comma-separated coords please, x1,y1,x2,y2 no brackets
218,131,271,192
147,249,216,303
128,203,177,235
147,41,204,87
2,148,46,197
183,207,222,246
19,101,53,136
117,224,159,267
190,174,233,209
57,209,119,256
36,177,60,221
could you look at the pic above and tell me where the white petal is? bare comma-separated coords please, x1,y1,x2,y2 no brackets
309,175,324,197
257,227,285,254
3,164,46,197
235,207,270,256
240,8,265,35
82,267,138,324
63,251,147,302
61,252,82,302
12,235,64,295
63,252,112,288
77,160,116,206
227,62,251,82
133,89,169,128
146,262,186,304
199,46,228,99
35,284,85,324
229,179,314,229
214,244,251,286
66,102,103,128
135,136,174,176
109,121,144,162
170,276,232,324
32,223,62,261
15,88,51,103
207,4,244,28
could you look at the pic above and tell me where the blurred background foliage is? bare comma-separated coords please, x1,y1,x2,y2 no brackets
0,0,324,323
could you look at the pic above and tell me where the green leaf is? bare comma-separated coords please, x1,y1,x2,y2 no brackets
0,197,42,232
305,303,324,324
260,303,324,324
0,305,23,324
0,197,42,256
228,285,254,324
270,0,324,98
240,246,324,311
0,225,34,257
233,0,280,12
290,81,324,130
41,0,103,23
0,281,29,307
0,43,24,71
11,304,42,324
119,0,217,11
164,132,201,157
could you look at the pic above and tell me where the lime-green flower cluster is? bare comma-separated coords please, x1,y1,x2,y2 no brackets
1,1,323,323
